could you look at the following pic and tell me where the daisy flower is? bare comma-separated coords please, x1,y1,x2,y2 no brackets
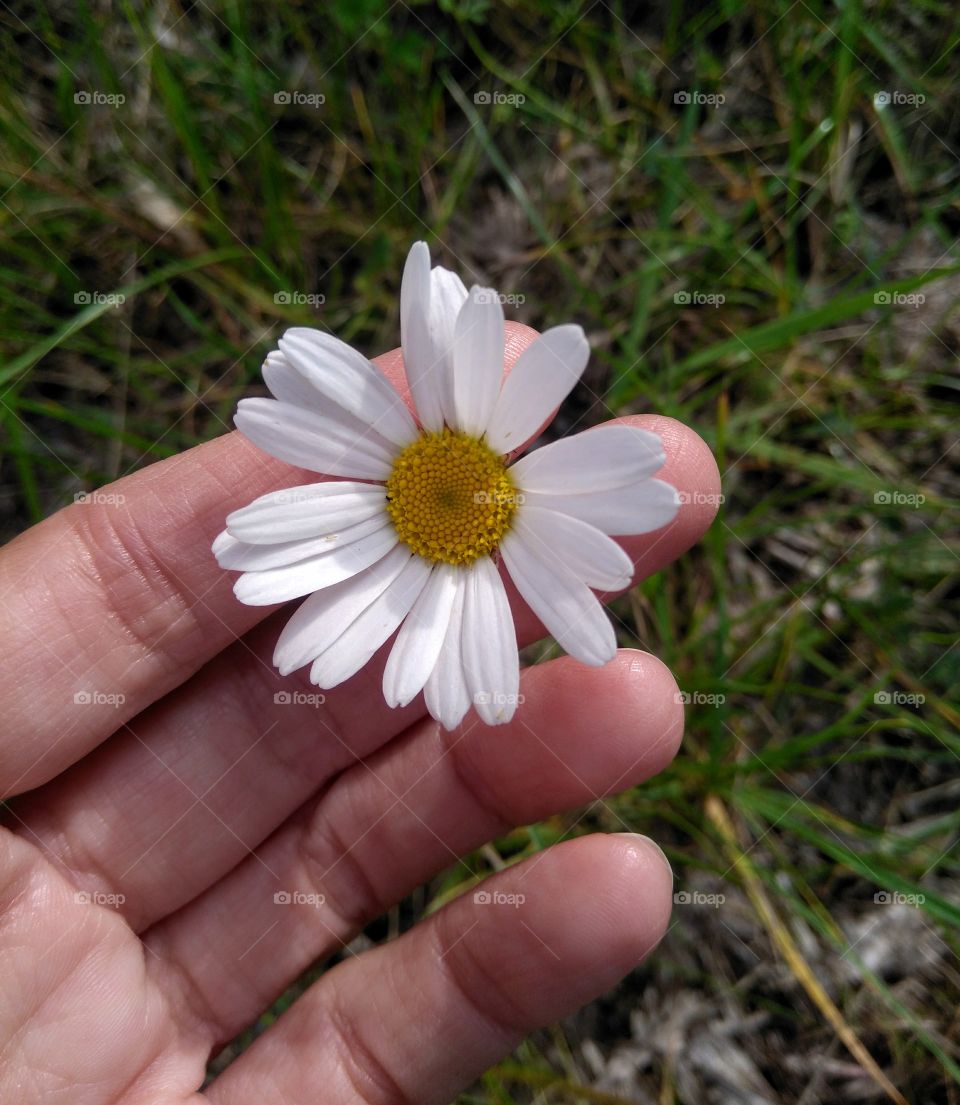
214,242,679,729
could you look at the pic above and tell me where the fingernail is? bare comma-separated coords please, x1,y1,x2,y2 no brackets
613,832,672,876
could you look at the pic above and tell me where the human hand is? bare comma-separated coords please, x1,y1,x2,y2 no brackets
0,323,720,1103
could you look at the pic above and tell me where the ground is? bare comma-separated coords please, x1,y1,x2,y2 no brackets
1,2,958,1102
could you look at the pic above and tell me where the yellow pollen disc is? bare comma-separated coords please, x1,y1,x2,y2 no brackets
385,429,519,566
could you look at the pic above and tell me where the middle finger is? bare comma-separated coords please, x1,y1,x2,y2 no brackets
6,415,716,931
147,648,682,1047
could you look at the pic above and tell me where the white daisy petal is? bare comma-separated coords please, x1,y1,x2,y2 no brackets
522,477,680,535
262,350,324,410
429,264,470,425
265,347,409,450
233,523,399,605
382,562,459,708
278,328,418,448
226,482,386,544
212,529,240,561
219,242,686,730
273,544,411,676
309,552,432,689
214,513,388,571
452,286,505,436
461,556,520,725
509,424,665,494
423,578,471,730
400,241,443,431
512,506,634,591
235,398,396,480
500,527,616,666
484,325,590,455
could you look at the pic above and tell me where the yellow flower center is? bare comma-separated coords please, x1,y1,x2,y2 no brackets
385,428,519,566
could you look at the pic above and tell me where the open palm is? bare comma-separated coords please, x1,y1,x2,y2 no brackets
0,324,719,1103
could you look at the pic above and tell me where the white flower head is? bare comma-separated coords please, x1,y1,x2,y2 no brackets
214,242,679,729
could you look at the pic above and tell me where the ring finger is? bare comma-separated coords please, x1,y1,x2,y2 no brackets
146,648,682,1047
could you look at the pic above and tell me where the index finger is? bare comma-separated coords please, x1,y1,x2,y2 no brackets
0,327,539,796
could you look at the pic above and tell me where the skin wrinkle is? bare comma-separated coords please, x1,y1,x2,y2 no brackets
5,397,717,924
0,313,719,1102
299,744,446,930
67,493,203,664
144,850,307,1052
326,994,422,1105
5,941,203,1105
0,325,550,796
154,935,240,1054
200,836,673,1105
437,717,528,835
0,444,333,789
16,804,119,911
297,716,515,923
0,852,108,1059
11,624,412,935
137,650,683,1048
1,327,718,804
430,905,539,1040
294,788,389,936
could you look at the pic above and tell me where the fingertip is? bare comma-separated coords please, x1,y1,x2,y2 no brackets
611,832,673,887
452,832,675,1009
637,413,722,530
503,320,540,361
602,414,719,576
518,649,683,783
608,832,675,952
542,833,674,968
614,648,685,767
